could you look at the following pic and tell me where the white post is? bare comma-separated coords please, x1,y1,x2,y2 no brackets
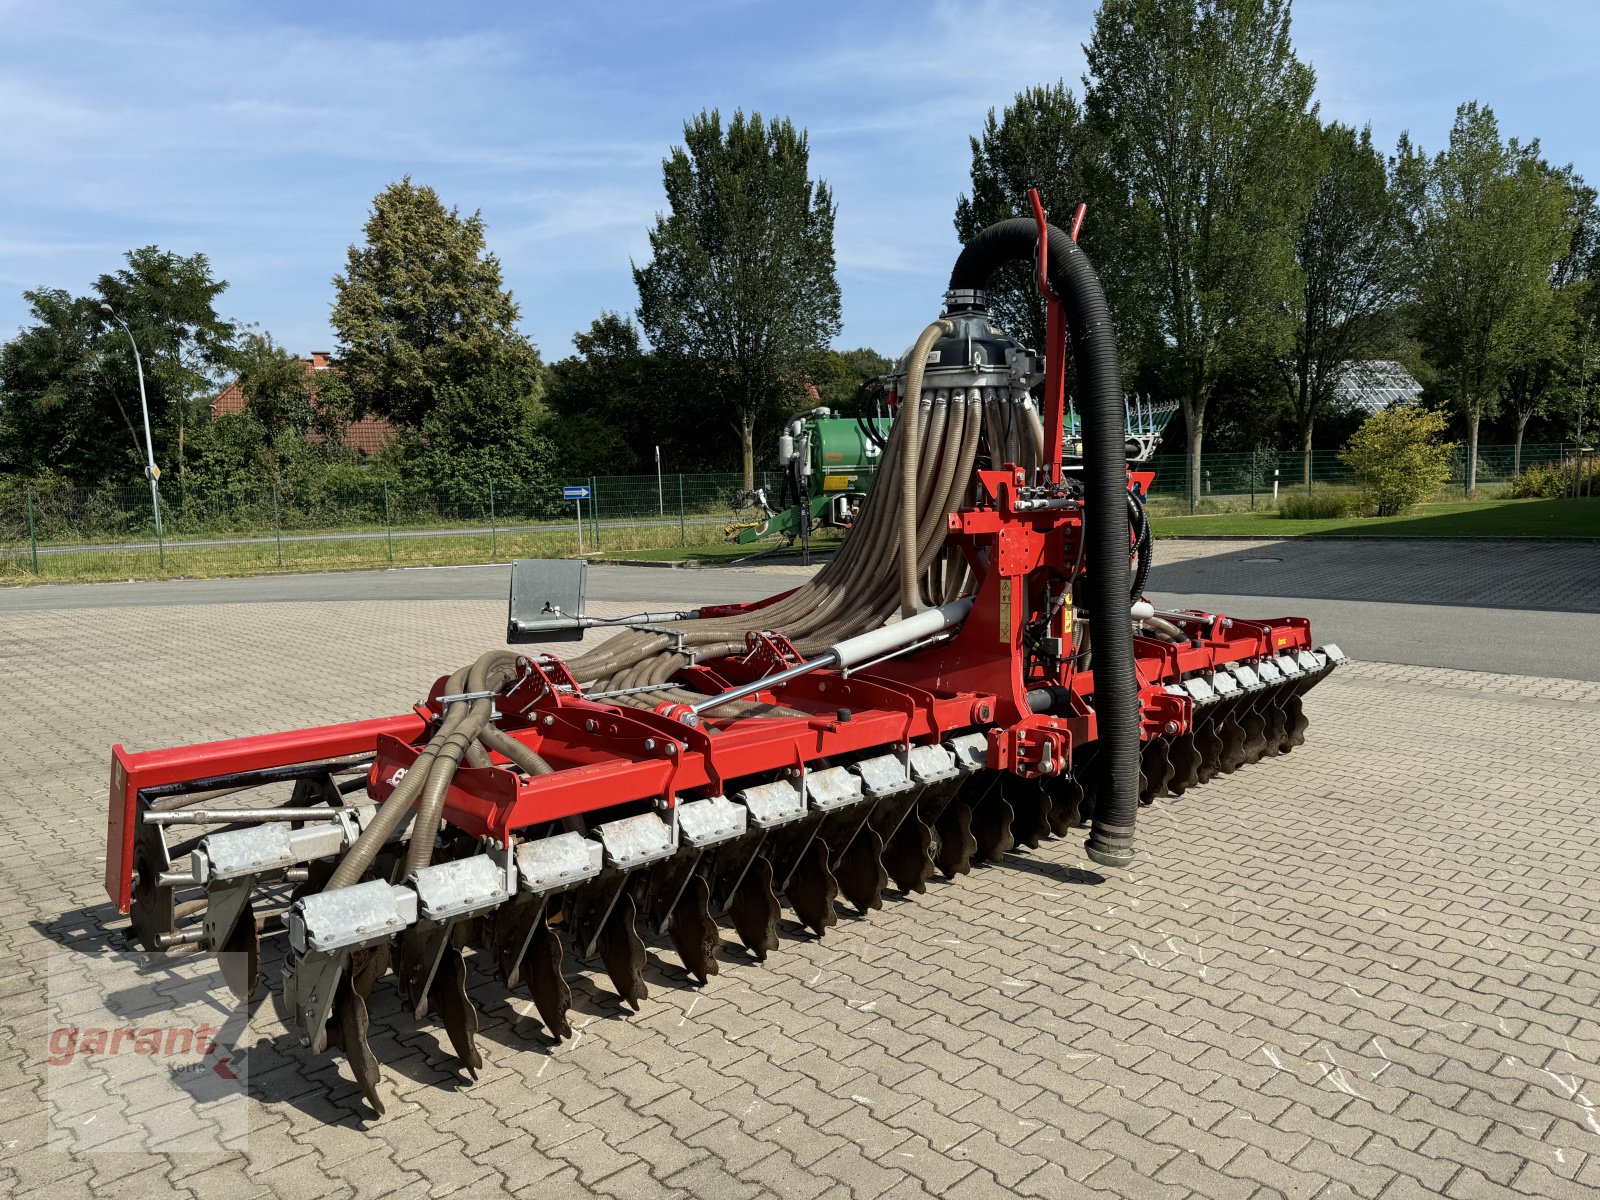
576,498,584,555
1272,469,1279,503
656,445,663,516
101,305,164,564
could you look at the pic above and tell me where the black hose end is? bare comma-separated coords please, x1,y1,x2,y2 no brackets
1084,835,1134,869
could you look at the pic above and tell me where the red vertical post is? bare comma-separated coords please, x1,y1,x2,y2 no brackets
1028,188,1067,485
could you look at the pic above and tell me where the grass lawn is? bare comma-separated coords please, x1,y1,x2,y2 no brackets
0,521,733,586
1152,497,1600,540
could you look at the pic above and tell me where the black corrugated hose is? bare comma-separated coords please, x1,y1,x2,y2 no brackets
948,218,1142,868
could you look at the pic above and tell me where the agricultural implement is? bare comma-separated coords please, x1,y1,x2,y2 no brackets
727,409,891,546
104,198,1342,1117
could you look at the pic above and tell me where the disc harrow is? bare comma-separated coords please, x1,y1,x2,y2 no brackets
100,200,1343,1119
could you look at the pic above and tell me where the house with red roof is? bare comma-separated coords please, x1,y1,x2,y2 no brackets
209,352,396,456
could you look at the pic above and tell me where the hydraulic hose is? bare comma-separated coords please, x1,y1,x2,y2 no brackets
404,651,519,876
949,217,1141,868
899,320,953,616
327,666,470,890
1128,489,1152,602
479,722,554,775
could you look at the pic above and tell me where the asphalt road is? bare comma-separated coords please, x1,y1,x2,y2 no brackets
4,539,1596,681
0,561,789,612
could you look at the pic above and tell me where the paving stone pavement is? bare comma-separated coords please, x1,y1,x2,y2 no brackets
1146,537,1600,613
2,587,1598,1199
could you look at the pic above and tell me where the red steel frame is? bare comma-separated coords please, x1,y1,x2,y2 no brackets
103,192,1318,914
103,464,1316,915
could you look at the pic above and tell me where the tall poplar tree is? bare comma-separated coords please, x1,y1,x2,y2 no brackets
955,83,1098,356
1085,0,1319,503
1394,103,1575,490
634,110,841,488
1282,122,1408,485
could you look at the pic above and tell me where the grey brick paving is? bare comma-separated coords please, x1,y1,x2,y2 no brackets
1,585,1598,1198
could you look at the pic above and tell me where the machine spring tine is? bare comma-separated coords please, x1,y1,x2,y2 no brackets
882,813,935,893
569,875,628,960
219,897,260,1003
329,972,385,1118
772,814,825,893
728,855,780,961
1004,776,1049,848
824,803,877,866
1042,774,1083,835
596,891,649,1011
834,825,888,912
492,895,545,991
709,832,767,917
667,874,720,985
525,916,573,1041
933,801,977,878
398,923,450,1021
970,793,1015,864
328,943,390,1118
785,837,840,936
431,940,483,1078
645,854,700,937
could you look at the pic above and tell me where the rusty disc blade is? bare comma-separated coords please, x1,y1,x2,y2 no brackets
524,917,573,1041
883,814,934,893
596,891,649,1011
667,874,720,985
219,897,259,1003
728,855,780,961
430,942,483,1079
785,837,840,936
834,825,888,913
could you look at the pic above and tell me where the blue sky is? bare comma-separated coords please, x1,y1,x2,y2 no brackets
2,0,1596,363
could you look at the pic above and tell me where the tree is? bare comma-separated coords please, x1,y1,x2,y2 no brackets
0,247,234,487
398,368,553,509
233,333,315,442
955,83,1097,354
222,331,353,485
1085,0,1320,506
1340,405,1454,516
1548,181,1600,461
810,348,893,415
1393,102,1575,491
331,178,539,428
1499,283,1579,473
634,110,841,489
1281,122,1408,486
543,313,651,476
